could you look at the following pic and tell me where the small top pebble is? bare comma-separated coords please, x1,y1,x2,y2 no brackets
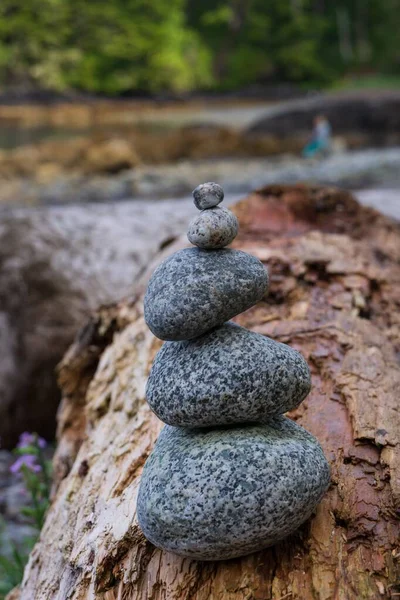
193,182,224,210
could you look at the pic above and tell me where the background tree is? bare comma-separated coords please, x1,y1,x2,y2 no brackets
0,0,399,95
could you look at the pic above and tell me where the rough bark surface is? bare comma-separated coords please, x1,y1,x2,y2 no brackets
14,185,400,600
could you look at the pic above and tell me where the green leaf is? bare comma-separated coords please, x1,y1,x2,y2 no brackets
13,446,39,457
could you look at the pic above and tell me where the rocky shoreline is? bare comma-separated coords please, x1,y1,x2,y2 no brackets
1,90,400,211
1,147,400,210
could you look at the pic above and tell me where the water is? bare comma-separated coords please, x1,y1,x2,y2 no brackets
0,123,89,150
0,100,276,150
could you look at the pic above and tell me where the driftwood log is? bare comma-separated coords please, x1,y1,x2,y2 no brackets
12,184,400,600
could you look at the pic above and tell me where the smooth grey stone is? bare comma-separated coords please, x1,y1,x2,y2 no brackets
144,247,268,341
187,207,238,249
192,182,224,210
146,322,311,427
137,417,330,560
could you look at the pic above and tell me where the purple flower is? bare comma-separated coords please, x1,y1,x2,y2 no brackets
17,432,35,448
37,436,47,449
10,454,42,474
17,432,47,449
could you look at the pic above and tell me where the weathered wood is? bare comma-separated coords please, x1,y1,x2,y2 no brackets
13,184,400,600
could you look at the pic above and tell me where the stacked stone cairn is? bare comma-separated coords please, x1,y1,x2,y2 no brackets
138,182,330,561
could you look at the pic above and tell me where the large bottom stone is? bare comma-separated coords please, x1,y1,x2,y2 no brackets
137,417,330,560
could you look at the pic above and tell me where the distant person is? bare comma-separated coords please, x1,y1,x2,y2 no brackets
302,115,332,158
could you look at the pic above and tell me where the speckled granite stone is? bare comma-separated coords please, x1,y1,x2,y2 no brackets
137,417,330,560
187,207,238,249
192,182,224,210
146,322,310,426
144,247,268,341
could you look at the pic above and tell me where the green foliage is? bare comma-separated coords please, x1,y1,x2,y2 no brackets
0,0,72,88
332,74,400,91
0,434,52,599
0,529,33,599
0,0,212,94
0,0,398,94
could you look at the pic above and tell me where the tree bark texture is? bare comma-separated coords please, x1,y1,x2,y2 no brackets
12,185,400,600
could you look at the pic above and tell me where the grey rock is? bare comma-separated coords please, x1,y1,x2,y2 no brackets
4,481,28,520
0,450,13,479
146,322,311,427
187,207,238,249
144,247,268,341
0,522,37,557
192,182,224,210
137,417,330,560
0,198,195,447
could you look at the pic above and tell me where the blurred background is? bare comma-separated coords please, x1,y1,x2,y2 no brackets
0,0,400,205
0,0,400,593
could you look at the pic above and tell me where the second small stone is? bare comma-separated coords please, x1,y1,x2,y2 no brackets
188,207,238,249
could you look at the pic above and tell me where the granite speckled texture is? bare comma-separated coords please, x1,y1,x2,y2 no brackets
137,417,330,560
146,322,311,426
144,247,268,341
187,207,238,249
138,185,329,561
192,182,224,210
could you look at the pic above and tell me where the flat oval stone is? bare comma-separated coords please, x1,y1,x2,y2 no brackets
146,322,311,426
187,207,238,249
192,182,224,210
144,247,268,341
137,417,330,560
